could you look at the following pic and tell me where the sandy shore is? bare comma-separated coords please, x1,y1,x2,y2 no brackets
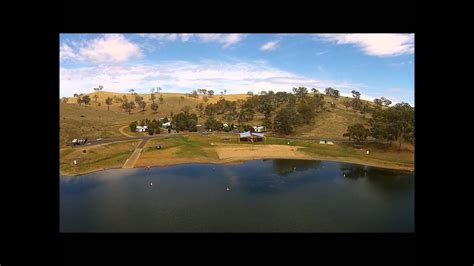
61,144,414,176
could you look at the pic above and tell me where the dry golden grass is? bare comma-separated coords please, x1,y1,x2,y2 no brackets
60,140,141,176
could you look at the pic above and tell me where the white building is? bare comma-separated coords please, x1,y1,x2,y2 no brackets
136,125,148,132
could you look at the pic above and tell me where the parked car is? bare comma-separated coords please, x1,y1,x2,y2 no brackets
72,138,87,145
96,138,103,141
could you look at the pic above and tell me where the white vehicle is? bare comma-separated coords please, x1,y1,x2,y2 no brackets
72,139,78,144
96,138,103,141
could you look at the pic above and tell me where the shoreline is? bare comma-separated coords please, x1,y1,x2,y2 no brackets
60,155,414,177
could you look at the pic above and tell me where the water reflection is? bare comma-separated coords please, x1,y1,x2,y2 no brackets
270,159,322,176
339,163,414,196
340,163,368,179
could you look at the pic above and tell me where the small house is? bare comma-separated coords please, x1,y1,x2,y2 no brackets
239,131,252,142
238,131,266,143
162,122,171,128
253,126,266,132
136,125,148,132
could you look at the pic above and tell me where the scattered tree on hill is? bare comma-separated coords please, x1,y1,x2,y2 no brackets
129,89,135,94
273,107,297,134
77,97,83,105
208,90,214,97
325,88,340,102
369,102,414,150
190,90,199,98
195,103,204,117
82,95,91,105
73,93,79,98
93,94,99,102
343,100,351,110
380,97,392,107
61,97,69,103
224,89,227,95
293,87,309,102
311,88,319,94
374,98,383,106
296,101,316,124
135,95,146,111
159,95,164,103
247,91,254,96
105,97,113,111
122,100,136,114
150,93,156,103
343,123,370,144
150,102,158,113
351,90,362,111
98,85,103,91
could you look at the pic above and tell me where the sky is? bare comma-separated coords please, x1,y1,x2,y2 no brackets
60,33,414,105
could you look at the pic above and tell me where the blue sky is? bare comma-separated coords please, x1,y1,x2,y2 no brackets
60,33,414,105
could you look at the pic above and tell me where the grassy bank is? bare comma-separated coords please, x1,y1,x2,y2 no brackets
60,140,141,176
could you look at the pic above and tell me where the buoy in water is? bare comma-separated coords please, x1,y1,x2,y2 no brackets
226,187,230,191
150,182,153,186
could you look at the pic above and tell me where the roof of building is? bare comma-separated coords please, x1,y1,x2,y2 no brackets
251,132,265,137
239,131,252,138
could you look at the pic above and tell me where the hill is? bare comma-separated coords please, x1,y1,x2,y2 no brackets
61,91,373,147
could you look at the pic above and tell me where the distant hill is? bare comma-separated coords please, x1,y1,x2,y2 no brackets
60,91,370,147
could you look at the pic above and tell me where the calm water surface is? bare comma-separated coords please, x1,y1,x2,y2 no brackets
60,159,414,232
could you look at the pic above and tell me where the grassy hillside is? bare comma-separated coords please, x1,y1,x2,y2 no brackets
60,91,375,146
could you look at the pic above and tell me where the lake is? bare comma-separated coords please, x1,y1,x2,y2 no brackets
60,159,414,232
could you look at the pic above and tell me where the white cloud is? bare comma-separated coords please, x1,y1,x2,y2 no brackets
316,34,414,57
260,40,279,51
60,60,365,97
195,34,246,48
60,34,142,63
138,33,246,48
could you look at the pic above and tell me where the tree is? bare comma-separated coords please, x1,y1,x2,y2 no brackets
343,123,370,144
203,95,209,103
138,100,146,111
174,112,198,132
351,90,362,111
296,101,316,124
191,90,199,98
105,97,113,111
150,93,156,103
374,98,383,106
159,95,164,103
73,93,79,98
61,97,69,103
208,90,214,97
369,102,414,150
380,97,392,107
273,107,297,134
205,116,223,131
82,95,91,105
325,88,340,102
129,89,135,94
311,88,319,94
98,85,103,91
224,89,227,95
292,87,309,102
196,103,205,117
93,94,99,102
247,91,254,96
150,102,158,113
129,121,137,132
77,97,83,105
